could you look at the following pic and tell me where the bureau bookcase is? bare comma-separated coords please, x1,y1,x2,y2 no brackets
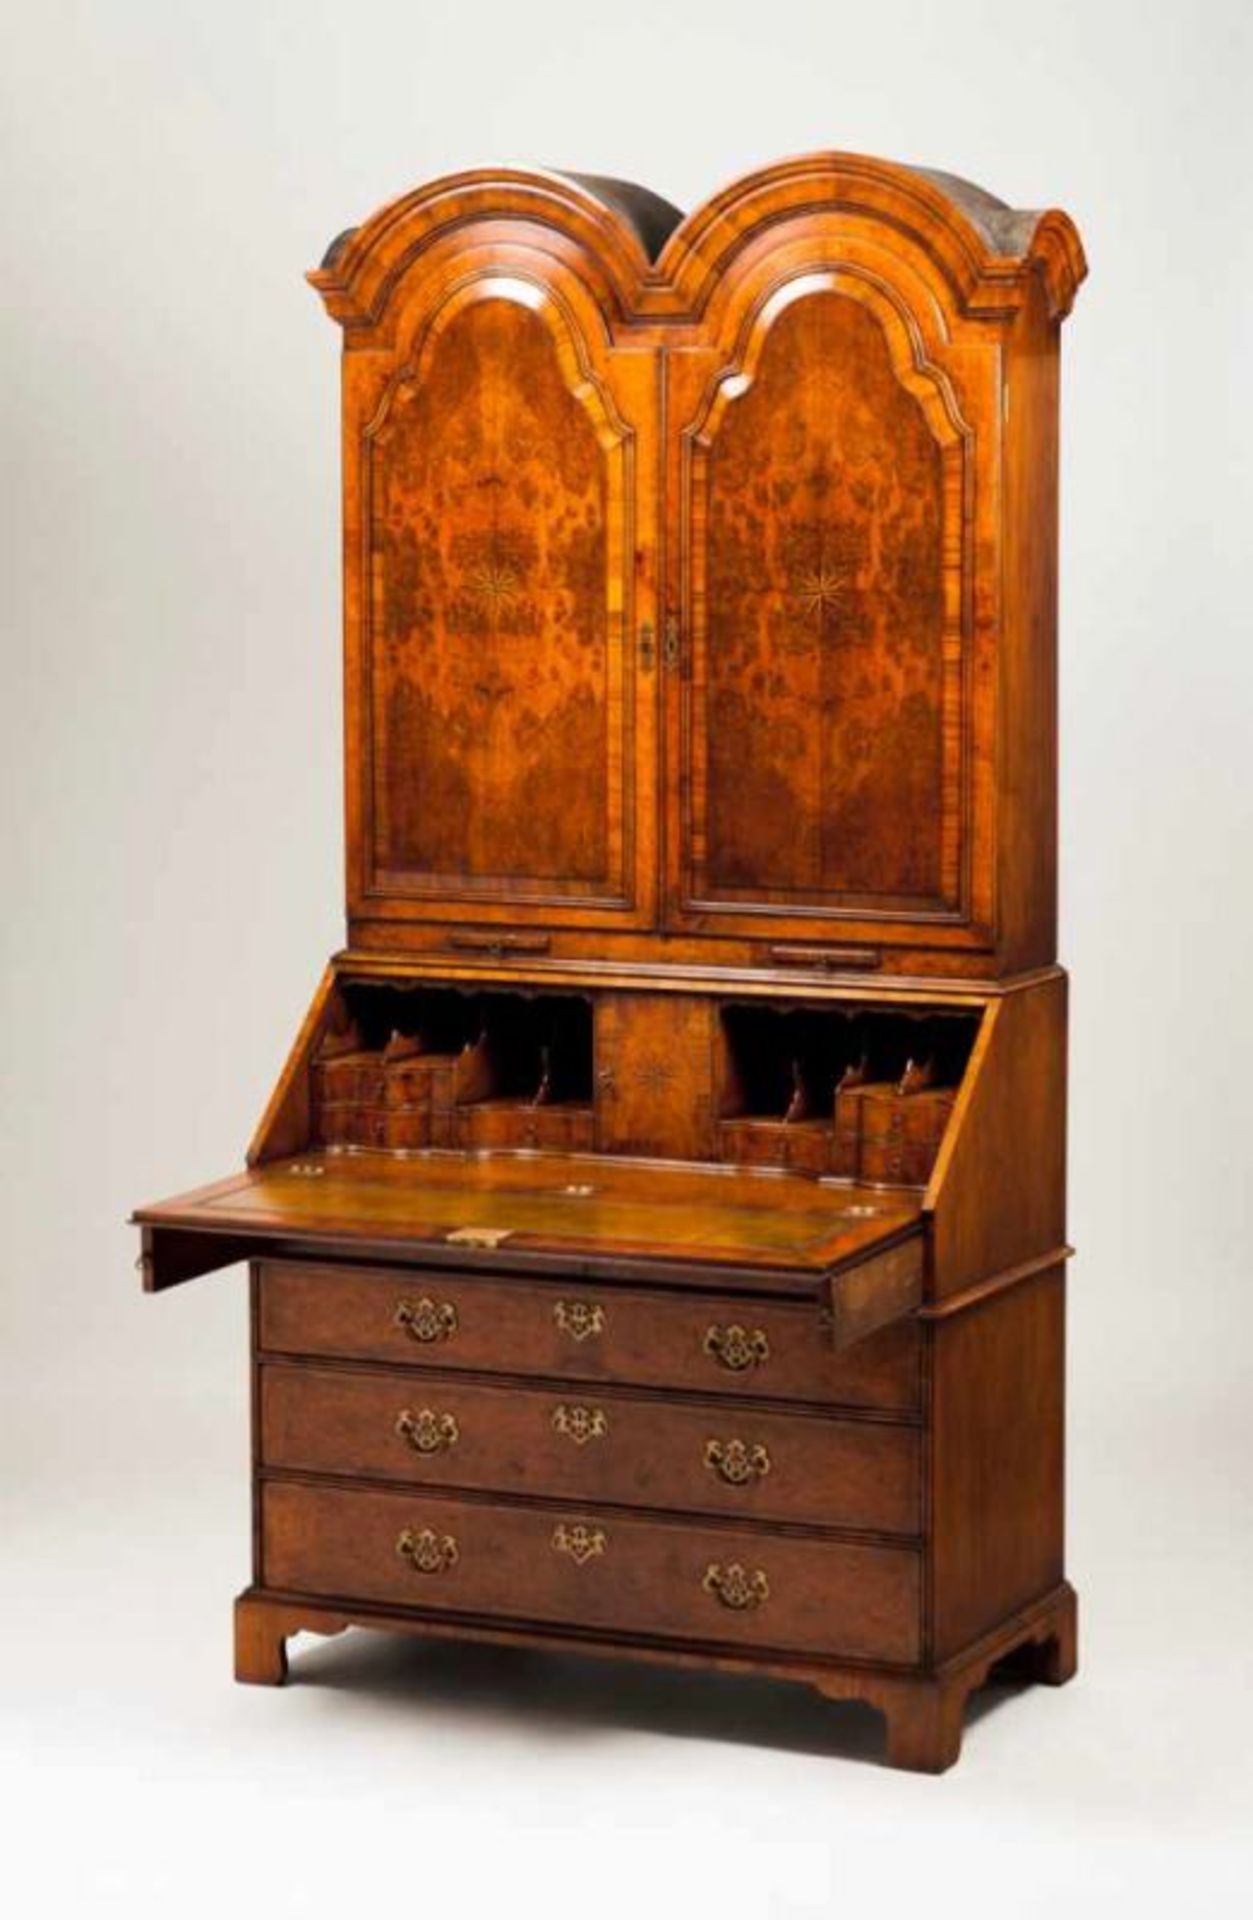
134,153,1086,1771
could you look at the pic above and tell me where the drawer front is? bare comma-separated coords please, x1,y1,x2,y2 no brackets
260,1364,920,1535
262,1478,921,1664
719,1119,833,1177
257,1262,920,1413
452,1105,596,1153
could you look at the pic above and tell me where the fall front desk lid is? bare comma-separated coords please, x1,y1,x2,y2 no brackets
133,1149,922,1278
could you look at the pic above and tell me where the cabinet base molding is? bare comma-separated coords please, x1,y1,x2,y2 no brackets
232,1580,1076,1773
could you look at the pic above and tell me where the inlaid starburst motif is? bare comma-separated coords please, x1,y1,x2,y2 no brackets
635,1054,675,1097
792,561,849,625
467,561,520,612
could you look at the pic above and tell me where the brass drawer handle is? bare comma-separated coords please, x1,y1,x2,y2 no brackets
704,1438,771,1485
395,1297,458,1344
552,1404,608,1445
396,1526,458,1574
552,1522,606,1565
704,1323,770,1373
703,1562,770,1611
395,1407,459,1455
554,1299,604,1342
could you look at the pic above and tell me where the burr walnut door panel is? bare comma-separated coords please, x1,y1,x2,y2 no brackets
346,270,659,931
665,251,998,956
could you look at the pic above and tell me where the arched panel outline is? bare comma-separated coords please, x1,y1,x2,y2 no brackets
359,267,640,913
675,263,976,928
368,267,634,452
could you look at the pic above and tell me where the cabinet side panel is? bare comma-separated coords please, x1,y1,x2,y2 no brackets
929,1266,1065,1661
998,276,1061,971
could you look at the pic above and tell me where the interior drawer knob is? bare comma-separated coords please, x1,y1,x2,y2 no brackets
394,1296,458,1344
551,1522,607,1565
552,1404,609,1445
702,1562,770,1611
395,1407,460,1455
554,1299,605,1342
704,1437,771,1485
704,1323,770,1372
395,1527,459,1575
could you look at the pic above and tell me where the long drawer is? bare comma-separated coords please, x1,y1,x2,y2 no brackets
256,1261,920,1413
261,1478,921,1665
260,1362,920,1535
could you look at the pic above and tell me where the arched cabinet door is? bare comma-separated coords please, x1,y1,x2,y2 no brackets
658,158,1080,964
311,172,677,936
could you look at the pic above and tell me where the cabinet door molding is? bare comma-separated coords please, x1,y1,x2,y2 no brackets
332,199,663,933
663,204,1002,956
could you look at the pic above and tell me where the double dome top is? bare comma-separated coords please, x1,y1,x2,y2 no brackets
309,151,1086,331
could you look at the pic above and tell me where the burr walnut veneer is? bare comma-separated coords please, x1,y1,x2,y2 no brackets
134,153,1085,1771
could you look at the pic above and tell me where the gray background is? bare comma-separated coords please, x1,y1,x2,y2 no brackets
4,1,1251,1912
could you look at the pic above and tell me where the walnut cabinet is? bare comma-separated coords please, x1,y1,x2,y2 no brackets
134,153,1086,1771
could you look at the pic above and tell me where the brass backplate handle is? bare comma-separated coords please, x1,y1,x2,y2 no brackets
704,1437,771,1485
704,1324,770,1372
395,1407,460,1455
552,1404,608,1445
396,1527,459,1574
395,1297,458,1344
703,1562,770,1610
554,1299,605,1342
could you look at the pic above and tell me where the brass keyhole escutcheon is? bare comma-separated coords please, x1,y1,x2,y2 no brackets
552,1404,608,1446
395,1297,458,1344
552,1522,607,1565
703,1562,770,1611
554,1299,605,1342
704,1324,770,1373
395,1407,460,1455
704,1438,771,1486
396,1527,458,1575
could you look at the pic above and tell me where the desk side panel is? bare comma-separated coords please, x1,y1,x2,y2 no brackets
924,972,1067,1296
927,1263,1066,1661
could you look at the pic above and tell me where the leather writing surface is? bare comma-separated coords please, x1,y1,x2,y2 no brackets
136,1149,921,1275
